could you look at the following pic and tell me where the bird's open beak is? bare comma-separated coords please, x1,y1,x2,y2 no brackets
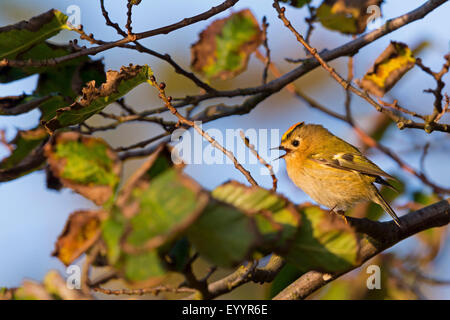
271,146,290,161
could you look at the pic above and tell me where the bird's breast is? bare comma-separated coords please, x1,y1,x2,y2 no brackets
286,159,371,210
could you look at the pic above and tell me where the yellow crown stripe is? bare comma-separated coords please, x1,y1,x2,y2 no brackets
281,122,304,141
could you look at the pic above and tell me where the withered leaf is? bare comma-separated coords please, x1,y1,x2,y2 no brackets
191,9,262,80
52,210,103,266
360,41,415,97
4,271,92,300
44,132,122,205
317,0,383,35
42,64,152,132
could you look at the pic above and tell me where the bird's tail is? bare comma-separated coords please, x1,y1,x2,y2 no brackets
372,189,402,228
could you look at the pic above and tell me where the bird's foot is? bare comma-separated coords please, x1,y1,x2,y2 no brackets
327,207,348,224
336,210,348,225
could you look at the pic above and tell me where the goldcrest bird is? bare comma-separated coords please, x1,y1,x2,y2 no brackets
275,122,402,227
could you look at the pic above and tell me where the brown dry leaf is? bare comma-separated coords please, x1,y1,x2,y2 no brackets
42,64,152,132
52,210,104,266
359,41,416,97
191,9,262,80
317,0,383,35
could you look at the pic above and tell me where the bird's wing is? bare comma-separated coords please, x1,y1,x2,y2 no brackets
311,152,396,180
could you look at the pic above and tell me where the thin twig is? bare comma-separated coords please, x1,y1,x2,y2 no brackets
345,55,354,124
125,0,134,35
239,131,277,191
93,285,196,296
261,16,271,85
1,0,240,67
148,76,259,187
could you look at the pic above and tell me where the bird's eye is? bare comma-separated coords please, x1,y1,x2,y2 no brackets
291,140,299,147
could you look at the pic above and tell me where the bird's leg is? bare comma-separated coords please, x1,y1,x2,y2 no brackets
328,206,348,224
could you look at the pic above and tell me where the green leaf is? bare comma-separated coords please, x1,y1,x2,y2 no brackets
102,206,127,265
323,281,354,299
317,0,383,35
39,95,69,122
44,132,122,205
266,263,303,299
187,201,259,267
211,181,301,249
0,126,48,182
42,64,152,132
0,9,68,60
284,206,359,273
37,59,106,98
103,206,168,285
166,237,191,272
191,9,262,80
0,94,53,116
102,144,207,284
0,126,47,170
412,192,443,261
413,191,439,206
279,0,312,8
123,251,167,284
0,43,105,117
187,181,301,267
0,42,82,84
360,41,416,97
122,169,208,249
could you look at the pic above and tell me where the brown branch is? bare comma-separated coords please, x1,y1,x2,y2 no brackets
148,76,258,187
100,0,128,37
239,131,278,191
93,285,196,296
345,55,354,124
274,199,450,300
416,54,450,122
0,95,52,116
0,141,47,182
114,133,170,152
189,254,285,300
261,16,271,85
377,98,426,120
124,43,216,92
88,270,118,287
